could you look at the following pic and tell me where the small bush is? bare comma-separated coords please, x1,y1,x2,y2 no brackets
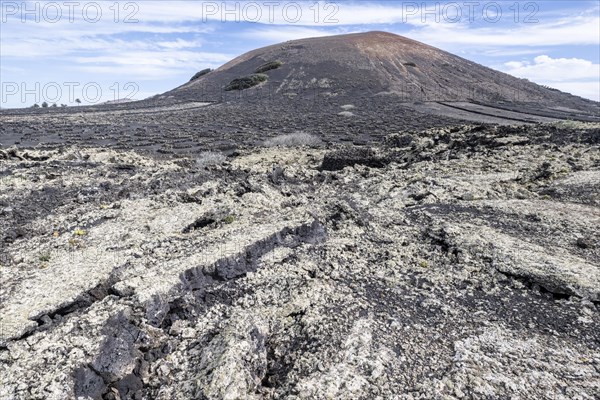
264,132,321,148
190,68,212,82
196,151,226,167
403,62,417,67
222,215,235,224
255,61,283,74
225,74,268,91
39,252,51,262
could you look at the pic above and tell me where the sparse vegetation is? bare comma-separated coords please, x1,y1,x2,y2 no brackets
255,60,283,73
73,228,87,236
196,151,226,167
190,68,213,82
38,252,51,262
403,62,417,67
541,84,560,92
222,215,235,224
550,120,600,130
264,132,322,148
68,238,85,249
224,74,268,91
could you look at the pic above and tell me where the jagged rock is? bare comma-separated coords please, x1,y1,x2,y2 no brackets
90,310,143,383
321,147,389,171
73,367,106,400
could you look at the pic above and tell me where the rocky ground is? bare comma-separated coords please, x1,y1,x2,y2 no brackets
0,121,599,399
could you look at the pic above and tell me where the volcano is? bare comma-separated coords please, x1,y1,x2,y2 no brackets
168,31,598,119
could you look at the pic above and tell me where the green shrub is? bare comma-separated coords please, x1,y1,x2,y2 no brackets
190,68,212,82
224,74,268,91
255,61,283,73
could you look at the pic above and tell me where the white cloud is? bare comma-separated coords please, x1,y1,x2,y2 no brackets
481,49,546,57
501,55,600,101
502,55,599,82
544,82,600,102
243,26,348,42
405,14,599,49
156,39,204,49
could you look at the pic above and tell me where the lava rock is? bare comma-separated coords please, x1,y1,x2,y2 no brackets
321,147,389,171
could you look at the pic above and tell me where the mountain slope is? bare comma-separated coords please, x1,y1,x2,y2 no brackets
168,31,598,117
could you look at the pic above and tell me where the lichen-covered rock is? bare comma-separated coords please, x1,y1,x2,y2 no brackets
0,122,599,399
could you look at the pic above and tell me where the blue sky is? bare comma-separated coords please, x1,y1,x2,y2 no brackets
1,1,599,108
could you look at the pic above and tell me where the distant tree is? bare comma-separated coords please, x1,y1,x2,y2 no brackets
32,103,40,108
60,104,67,107
75,98,81,106
41,102,48,108
51,103,57,108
